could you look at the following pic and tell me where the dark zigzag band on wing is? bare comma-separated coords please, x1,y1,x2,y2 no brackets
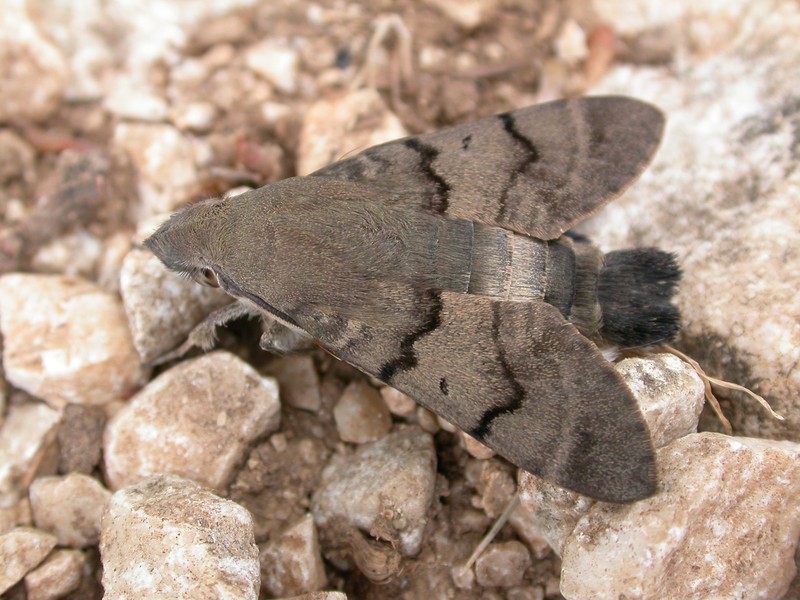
470,303,526,440
496,112,541,221
403,138,451,214
378,289,443,383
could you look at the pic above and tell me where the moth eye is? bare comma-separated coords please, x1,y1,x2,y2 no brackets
195,267,220,288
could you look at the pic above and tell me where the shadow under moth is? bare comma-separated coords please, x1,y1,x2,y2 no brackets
145,96,680,504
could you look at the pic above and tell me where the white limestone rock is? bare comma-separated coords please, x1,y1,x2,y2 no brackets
297,89,407,176
421,0,500,30
104,351,280,491
245,40,299,94
29,473,111,548
0,402,61,508
0,3,67,122
24,548,86,600
0,274,148,409
333,380,392,444
474,541,531,588
312,426,436,557
100,475,259,599
263,355,322,412
112,122,199,218
617,353,705,448
0,527,58,595
559,433,800,600
260,513,327,597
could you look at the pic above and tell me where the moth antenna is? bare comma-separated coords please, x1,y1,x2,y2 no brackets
455,493,521,579
663,345,783,432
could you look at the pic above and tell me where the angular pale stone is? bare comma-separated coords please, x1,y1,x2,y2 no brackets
508,501,552,560
333,380,392,444
474,541,531,588
112,122,199,217
312,427,436,556
31,230,104,279
559,433,800,599
172,100,218,133
380,386,416,417
263,355,321,412
29,0,114,102
0,3,67,122
421,0,499,29
100,475,259,600
104,81,169,121
24,548,85,600
554,19,588,64
461,432,496,460
104,351,280,491
617,354,705,448
260,513,327,597
0,274,148,409
0,402,61,508
297,89,407,175
119,247,230,364
244,40,299,94
0,527,58,595
29,473,111,548
517,474,593,557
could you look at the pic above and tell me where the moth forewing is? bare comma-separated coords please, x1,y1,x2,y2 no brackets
311,95,665,240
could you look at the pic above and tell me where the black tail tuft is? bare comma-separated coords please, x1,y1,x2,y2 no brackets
597,249,681,348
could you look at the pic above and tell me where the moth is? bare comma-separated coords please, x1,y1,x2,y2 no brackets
145,96,680,503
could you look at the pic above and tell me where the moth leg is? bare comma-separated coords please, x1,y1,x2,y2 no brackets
148,301,258,366
260,319,315,354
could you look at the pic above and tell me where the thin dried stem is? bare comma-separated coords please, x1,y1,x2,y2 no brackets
664,345,783,434
461,493,521,573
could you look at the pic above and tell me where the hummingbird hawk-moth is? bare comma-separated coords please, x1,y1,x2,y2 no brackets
145,96,680,503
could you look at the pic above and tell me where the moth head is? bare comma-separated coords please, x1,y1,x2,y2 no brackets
144,197,232,288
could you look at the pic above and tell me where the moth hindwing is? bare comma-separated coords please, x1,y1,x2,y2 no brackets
145,96,679,503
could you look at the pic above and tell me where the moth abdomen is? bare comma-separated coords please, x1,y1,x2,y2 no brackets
463,224,680,348
596,248,681,347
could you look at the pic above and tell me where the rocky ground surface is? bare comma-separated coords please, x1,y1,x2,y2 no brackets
0,0,798,599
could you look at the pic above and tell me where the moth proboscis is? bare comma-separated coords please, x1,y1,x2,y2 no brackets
145,96,681,503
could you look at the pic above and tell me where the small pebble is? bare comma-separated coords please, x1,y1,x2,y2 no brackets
313,427,436,556
24,549,85,600
0,402,61,507
29,473,111,548
462,432,496,460
260,513,327,597
474,541,531,588
380,386,417,417
263,355,321,412
0,274,148,409
297,89,407,175
245,40,299,94
100,475,259,599
104,351,280,491
0,527,58,595
333,380,392,444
